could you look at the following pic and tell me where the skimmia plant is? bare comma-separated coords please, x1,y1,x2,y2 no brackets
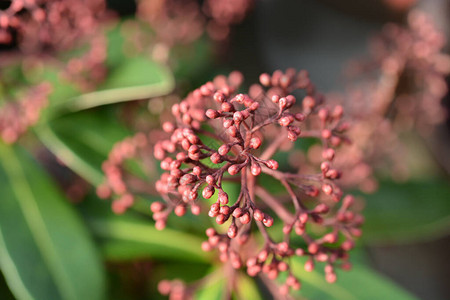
3,1,446,300
100,69,363,297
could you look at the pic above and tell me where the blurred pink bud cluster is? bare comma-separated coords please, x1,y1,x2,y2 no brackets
0,0,109,53
137,0,254,45
329,10,450,188
0,82,51,143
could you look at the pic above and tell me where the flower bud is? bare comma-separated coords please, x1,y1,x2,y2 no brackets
259,73,271,86
202,185,215,199
249,137,262,149
263,215,274,227
218,144,230,155
210,152,223,164
174,205,186,216
228,164,241,175
253,209,264,221
218,191,229,205
265,159,279,169
179,174,197,185
251,163,261,176
228,224,238,238
240,213,251,224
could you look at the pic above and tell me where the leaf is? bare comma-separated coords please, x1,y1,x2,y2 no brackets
0,144,106,300
35,108,130,186
48,56,174,116
290,257,418,300
195,267,224,300
81,202,212,263
235,274,262,300
360,179,450,244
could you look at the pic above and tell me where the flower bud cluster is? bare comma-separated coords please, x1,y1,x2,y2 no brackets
0,82,51,144
97,132,155,215
0,0,109,53
137,0,254,45
151,70,363,295
61,34,108,91
332,9,450,188
157,279,194,300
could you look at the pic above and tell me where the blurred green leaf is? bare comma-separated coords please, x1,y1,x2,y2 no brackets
235,274,262,300
0,271,15,300
36,108,130,185
360,179,450,244
195,268,224,300
0,144,106,300
46,56,174,116
81,202,211,263
291,257,418,300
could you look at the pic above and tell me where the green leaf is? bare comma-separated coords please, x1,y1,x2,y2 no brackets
235,274,262,300
360,179,450,244
48,56,174,116
195,268,224,300
290,257,418,300
35,108,130,186
0,144,106,300
82,203,211,263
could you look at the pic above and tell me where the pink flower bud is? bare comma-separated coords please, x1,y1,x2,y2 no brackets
308,242,319,254
221,102,233,112
220,205,230,215
223,119,234,128
318,108,329,121
265,159,279,169
216,214,226,224
322,148,335,161
202,185,215,199
174,205,186,216
233,111,243,124
240,213,251,224
201,241,212,252
302,96,315,110
228,224,238,238
263,215,274,227
251,163,261,176
321,129,332,139
151,202,165,213
228,164,241,175
206,227,216,237
206,175,215,185
191,204,201,215
232,207,243,218
179,174,197,185
253,209,264,221
218,191,229,205
213,92,225,103
322,184,333,195
332,105,344,119
314,203,329,214
218,144,230,155
249,137,262,149
259,73,271,86
162,122,175,132
304,259,315,272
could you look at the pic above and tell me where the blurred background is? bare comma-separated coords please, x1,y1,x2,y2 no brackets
0,0,449,299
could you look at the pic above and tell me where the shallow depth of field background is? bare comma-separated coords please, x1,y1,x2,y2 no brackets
0,0,449,300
